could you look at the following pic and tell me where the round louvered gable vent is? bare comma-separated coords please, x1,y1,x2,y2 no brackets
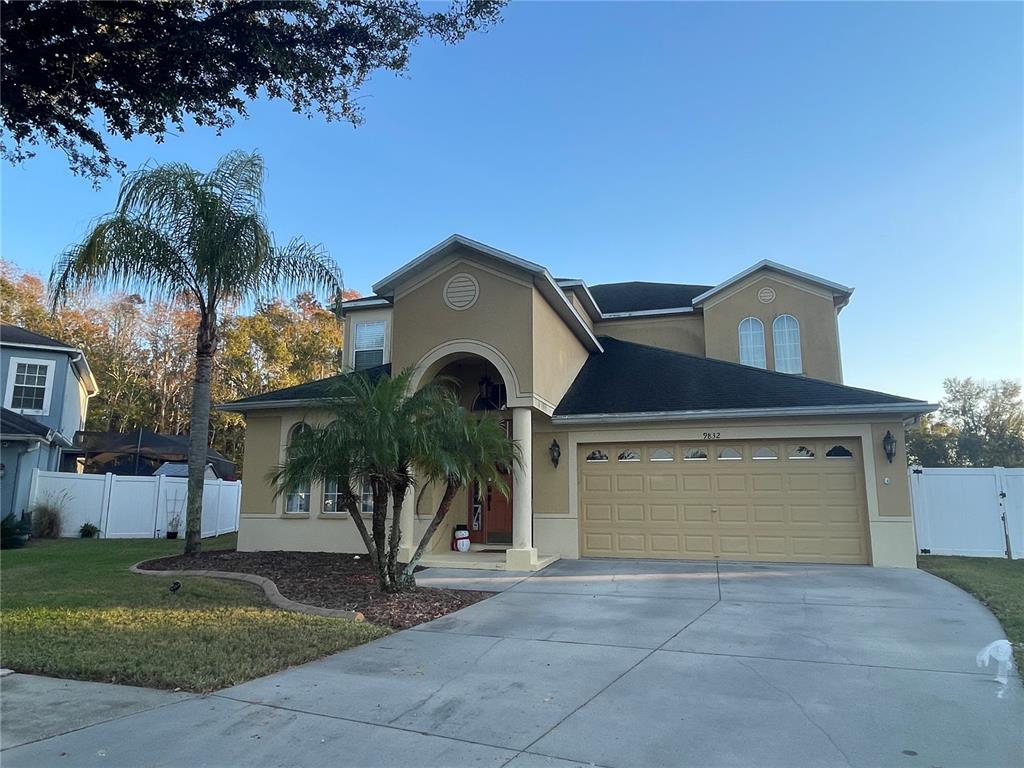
444,273,480,310
757,286,776,304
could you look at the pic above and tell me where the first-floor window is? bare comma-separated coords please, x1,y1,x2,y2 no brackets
360,480,374,514
285,423,311,513
323,478,344,513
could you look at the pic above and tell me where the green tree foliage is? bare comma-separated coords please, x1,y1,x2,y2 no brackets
908,378,1024,467
50,150,341,554
271,369,518,592
1,0,504,182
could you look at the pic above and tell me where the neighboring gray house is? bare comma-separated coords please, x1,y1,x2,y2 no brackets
1,324,98,520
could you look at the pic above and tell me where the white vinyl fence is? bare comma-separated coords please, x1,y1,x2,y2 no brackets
28,469,240,539
910,466,1023,559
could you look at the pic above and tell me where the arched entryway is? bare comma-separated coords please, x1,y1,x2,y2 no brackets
405,343,538,570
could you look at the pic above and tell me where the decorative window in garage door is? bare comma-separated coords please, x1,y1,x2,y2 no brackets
683,447,708,461
617,448,641,462
752,446,778,460
585,449,609,462
788,445,815,460
826,444,854,458
649,448,674,462
717,447,742,460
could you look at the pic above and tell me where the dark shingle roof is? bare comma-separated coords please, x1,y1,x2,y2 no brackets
588,282,713,314
1,324,75,350
554,337,926,417
221,364,391,410
1,408,51,438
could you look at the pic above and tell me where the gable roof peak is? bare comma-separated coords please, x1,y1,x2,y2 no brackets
692,260,853,309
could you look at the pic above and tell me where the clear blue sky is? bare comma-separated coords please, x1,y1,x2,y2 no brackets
2,2,1021,403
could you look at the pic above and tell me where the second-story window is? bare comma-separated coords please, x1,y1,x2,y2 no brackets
772,315,802,374
353,320,386,370
738,318,766,368
5,358,55,415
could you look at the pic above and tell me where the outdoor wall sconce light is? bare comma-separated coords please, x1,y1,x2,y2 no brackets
549,439,561,468
882,430,897,463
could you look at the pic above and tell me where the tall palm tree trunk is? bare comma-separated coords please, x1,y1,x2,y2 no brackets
402,480,459,582
184,311,217,555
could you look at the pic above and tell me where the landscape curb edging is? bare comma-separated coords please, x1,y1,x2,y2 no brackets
129,561,364,622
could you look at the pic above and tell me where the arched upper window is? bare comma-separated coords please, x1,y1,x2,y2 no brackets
772,315,802,374
738,318,766,368
285,423,312,513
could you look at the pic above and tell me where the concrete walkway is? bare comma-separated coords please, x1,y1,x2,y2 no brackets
3,560,1021,767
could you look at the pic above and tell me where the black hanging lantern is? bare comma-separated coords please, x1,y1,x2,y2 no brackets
882,430,897,463
549,439,561,468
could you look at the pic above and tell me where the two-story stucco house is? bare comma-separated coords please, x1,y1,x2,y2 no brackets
222,235,935,569
1,324,98,520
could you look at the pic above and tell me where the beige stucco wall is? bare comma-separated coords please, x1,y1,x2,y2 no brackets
702,273,844,382
594,314,706,356
239,412,284,517
391,256,535,393
237,406,917,566
532,288,591,411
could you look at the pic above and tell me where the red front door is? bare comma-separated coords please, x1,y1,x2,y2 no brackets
468,469,513,544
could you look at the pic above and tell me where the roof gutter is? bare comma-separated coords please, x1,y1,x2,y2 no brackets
551,402,938,426
215,398,327,414
0,432,52,445
599,306,697,319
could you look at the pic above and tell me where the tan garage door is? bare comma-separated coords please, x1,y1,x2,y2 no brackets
579,439,870,564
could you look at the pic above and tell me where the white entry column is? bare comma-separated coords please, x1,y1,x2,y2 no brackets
397,475,416,564
506,406,538,570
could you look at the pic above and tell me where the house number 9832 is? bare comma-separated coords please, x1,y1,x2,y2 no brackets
702,432,721,440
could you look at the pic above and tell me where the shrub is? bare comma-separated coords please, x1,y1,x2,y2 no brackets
30,501,63,539
1,513,30,549
79,522,100,538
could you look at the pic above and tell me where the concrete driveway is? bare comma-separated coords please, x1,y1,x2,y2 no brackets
3,560,1021,767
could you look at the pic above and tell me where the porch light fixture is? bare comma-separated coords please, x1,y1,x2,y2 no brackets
882,430,897,463
549,439,561,468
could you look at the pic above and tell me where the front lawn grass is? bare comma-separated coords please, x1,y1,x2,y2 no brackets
1,535,389,691
919,555,1024,671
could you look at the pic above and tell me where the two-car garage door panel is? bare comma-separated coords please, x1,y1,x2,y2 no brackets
580,440,870,564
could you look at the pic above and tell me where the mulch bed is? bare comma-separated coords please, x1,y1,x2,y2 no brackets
138,550,492,629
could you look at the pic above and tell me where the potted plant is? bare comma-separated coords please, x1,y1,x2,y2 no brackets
79,522,100,538
166,513,182,539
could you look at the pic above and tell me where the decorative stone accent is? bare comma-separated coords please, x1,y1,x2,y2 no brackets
443,273,480,310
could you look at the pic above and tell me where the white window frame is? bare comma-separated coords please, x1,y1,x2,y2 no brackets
4,357,56,416
772,314,802,374
738,318,766,368
284,423,312,514
360,480,374,515
323,478,348,515
352,320,387,371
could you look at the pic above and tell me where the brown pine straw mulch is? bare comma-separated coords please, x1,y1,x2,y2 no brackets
138,550,492,629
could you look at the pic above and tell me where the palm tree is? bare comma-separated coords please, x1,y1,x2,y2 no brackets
271,368,517,591
51,151,342,555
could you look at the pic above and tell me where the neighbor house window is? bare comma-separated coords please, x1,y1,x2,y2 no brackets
738,318,766,368
353,320,386,370
285,423,311,513
772,315,802,374
825,444,853,459
4,358,55,415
